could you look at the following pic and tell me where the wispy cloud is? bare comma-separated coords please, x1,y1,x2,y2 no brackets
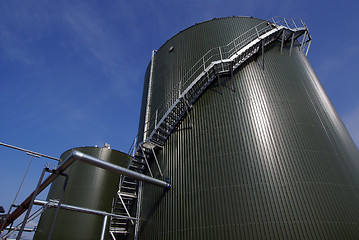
0,1,53,66
62,3,139,98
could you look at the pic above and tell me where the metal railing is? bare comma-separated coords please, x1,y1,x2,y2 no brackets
134,17,310,152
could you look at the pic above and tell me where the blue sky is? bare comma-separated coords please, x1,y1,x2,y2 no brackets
1,0,358,237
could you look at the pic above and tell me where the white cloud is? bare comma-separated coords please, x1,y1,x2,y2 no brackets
63,5,124,76
62,3,140,99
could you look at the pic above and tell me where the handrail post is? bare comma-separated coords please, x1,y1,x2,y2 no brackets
300,31,307,51
155,110,159,127
305,40,311,56
271,18,276,25
202,56,206,71
292,19,298,30
289,32,295,56
219,47,224,71
219,46,223,61
255,26,260,38
283,18,289,29
300,19,307,29
280,30,285,54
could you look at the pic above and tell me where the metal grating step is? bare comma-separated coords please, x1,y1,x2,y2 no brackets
111,17,310,240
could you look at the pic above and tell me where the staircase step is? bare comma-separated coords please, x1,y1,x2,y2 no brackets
119,192,137,198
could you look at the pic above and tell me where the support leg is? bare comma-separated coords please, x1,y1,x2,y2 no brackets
289,32,295,56
230,62,235,92
280,30,285,54
47,172,69,240
16,167,47,240
261,39,265,70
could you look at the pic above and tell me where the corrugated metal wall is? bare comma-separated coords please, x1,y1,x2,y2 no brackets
137,17,359,239
34,147,131,240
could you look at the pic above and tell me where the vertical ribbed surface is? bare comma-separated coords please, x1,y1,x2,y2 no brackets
137,17,359,239
139,17,264,142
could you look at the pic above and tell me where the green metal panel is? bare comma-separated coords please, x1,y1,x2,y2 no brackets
34,147,131,240
137,17,359,239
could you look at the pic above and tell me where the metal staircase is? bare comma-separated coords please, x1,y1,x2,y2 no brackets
110,17,311,240
109,156,145,239
140,17,311,150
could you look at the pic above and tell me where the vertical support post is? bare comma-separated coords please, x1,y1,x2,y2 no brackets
289,32,295,56
151,148,163,177
47,172,69,240
215,64,222,94
140,147,153,177
230,61,235,92
300,31,307,51
155,110,158,127
202,56,206,71
292,19,298,30
144,50,156,142
280,30,285,54
255,26,260,38
134,181,143,240
132,137,137,157
305,40,311,56
283,18,289,28
203,56,210,80
16,167,47,240
261,39,265,70
219,47,224,71
271,18,276,25
100,215,108,240
180,98,193,129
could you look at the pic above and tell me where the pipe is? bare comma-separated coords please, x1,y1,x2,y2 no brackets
100,215,108,240
33,200,138,220
2,150,170,230
72,151,170,188
0,142,60,161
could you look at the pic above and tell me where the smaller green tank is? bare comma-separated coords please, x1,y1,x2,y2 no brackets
34,146,131,240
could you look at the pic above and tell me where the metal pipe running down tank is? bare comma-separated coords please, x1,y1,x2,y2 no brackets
2,150,170,229
72,151,170,188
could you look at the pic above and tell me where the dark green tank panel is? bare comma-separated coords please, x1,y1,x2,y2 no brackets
137,17,359,239
34,147,131,240
138,17,264,144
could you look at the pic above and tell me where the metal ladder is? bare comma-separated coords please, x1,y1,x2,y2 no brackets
111,17,311,240
109,156,145,240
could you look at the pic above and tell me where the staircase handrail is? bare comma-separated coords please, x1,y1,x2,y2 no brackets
135,17,309,151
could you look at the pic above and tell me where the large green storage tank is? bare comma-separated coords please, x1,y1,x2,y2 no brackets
34,146,131,239
136,17,359,239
